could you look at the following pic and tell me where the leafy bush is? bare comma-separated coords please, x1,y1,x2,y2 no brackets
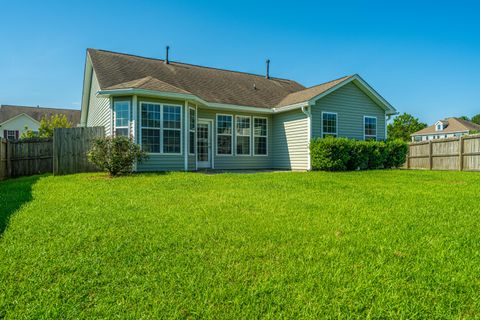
384,139,409,168
310,137,408,171
87,136,148,176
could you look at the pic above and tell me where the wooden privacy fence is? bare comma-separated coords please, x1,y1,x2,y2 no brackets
0,127,104,180
0,138,53,180
53,127,105,175
406,134,480,171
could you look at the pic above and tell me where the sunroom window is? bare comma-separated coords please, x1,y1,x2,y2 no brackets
114,101,130,137
141,103,161,153
253,117,267,155
236,116,251,155
163,105,182,154
189,108,196,155
217,114,233,155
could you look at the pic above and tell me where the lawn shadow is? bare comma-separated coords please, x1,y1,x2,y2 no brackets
0,175,40,237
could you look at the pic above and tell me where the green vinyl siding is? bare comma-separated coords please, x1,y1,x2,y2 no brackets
86,71,112,135
311,82,386,140
197,108,273,169
272,109,309,170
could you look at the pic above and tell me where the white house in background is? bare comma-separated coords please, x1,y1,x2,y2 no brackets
411,117,480,142
0,105,81,140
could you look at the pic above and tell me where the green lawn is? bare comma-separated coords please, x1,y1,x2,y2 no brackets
1,170,479,318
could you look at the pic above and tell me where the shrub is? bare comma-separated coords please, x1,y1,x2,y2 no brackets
384,139,409,168
310,137,352,171
310,137,408,171
87,136,148,176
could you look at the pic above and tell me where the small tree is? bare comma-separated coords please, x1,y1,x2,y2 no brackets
471,114,480,125
38,114,73,138
87,136,147,176
387,113,427,142
20,126,38,140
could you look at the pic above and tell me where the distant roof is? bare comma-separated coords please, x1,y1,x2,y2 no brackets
0,105,81,125
412,117,480,136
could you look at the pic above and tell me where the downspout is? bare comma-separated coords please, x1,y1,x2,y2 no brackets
301,105,312,171
184,101,188,171
132,95,138,172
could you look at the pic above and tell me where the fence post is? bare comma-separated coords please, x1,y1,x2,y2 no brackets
406,145,410,169
6,140,11,177
459,136,464,171
428,140,433,170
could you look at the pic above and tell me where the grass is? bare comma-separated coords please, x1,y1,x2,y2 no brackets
0,170,480,318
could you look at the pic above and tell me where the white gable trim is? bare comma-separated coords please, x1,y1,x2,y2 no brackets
0,112,40,127
80,53,94,127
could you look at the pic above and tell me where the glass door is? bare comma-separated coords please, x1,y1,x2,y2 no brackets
197,121,211,168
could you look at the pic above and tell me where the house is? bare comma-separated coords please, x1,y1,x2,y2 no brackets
80,48,397,171
0,105,81,140
411,117,480,142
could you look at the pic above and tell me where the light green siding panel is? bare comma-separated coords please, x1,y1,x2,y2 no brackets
197,108,273,169
136,155,184,172
86,71,111,135
188,155,196,171
311,82,386,140
272,109,309,170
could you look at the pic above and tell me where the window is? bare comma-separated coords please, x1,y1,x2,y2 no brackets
4,130,17,141
114,101,130,137
364,116,377,140
163,105,182,154
322,112,337,137
141,103,161,153
253,117,267,155
189,108,196,155
217,114,233,155
236,116,251,155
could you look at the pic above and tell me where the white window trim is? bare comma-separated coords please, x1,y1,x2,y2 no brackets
113,100,131,137
139,101,183,155
189,107,196,156
321,111,338,137
363,115,377,140
235,115,251,156
216,113,233,156
5,130,16,140
253,116,268,156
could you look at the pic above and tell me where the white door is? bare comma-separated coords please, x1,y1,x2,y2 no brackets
197,120,212,168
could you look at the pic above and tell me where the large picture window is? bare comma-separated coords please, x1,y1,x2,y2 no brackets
217,114,233,155
236,116,251,155
364,116,377,140
140,102,182,154
322,112,337,137
114,101,130,137
253,117,267,155
189,108,196,155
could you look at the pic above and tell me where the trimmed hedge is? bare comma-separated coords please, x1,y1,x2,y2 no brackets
310,137,408,171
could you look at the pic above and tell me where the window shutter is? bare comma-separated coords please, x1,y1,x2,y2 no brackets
3,130,6,139
15,130,19,140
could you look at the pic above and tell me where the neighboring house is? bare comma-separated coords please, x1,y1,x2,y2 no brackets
81,48,397,171
0,105,81,140
411,117,480,142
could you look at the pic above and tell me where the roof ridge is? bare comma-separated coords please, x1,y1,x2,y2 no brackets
87,48,305,86
303,75,353,91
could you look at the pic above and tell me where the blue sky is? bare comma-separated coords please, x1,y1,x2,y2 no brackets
1,0,479,124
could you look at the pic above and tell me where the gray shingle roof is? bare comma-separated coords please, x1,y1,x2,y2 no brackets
0,105,81,125
89,49,316,109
